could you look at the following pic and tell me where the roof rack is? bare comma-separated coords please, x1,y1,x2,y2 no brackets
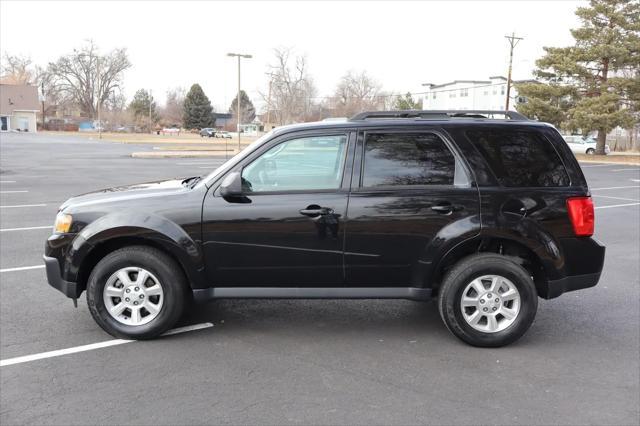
349,110,529,121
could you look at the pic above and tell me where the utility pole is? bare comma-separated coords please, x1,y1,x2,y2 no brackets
227,53,252,151
148,89,153,134
504,32,523,112
40,80,45,129
265,76,273,132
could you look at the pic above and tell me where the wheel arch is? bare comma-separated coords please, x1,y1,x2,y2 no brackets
431,236,549,297
69,212,207,293
76,235,201,295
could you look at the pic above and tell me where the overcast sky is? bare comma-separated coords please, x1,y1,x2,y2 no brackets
1,0,584,110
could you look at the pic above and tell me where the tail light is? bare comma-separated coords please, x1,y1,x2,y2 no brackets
566,197,594,237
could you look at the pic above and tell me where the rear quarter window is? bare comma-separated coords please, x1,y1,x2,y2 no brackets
466,129,570,187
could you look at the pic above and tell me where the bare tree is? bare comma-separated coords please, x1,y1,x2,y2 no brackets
161,87,186,126
262,47,317,125
0,53,35,84
332,70,383,117
47,41,131,118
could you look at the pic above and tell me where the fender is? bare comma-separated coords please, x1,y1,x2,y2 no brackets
430,219,566,292
64,211,207,289
416,215,482,287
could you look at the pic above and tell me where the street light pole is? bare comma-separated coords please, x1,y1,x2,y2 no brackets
97,56,101,139
227,53,252,151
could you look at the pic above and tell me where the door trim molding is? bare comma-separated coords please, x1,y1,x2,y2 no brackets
192,287,432,302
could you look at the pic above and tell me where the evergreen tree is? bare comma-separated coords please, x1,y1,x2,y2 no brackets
183,84,214,129
516,0,639,154
229,90,256,124
394,92,422,110
128,89,159,130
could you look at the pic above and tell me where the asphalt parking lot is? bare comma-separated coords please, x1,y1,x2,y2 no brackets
1,132,639,425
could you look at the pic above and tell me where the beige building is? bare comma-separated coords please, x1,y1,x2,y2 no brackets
0,84,40,132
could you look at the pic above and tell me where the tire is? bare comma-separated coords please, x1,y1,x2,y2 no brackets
586,148,595,155
438,253,538,347
86,245,187,340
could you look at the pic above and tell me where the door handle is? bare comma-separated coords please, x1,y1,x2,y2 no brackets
299,206,332,217
431,203,462,214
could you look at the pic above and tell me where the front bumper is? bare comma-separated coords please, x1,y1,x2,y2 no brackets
43,255,80,299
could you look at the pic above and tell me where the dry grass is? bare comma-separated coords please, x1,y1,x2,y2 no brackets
42,130,258,146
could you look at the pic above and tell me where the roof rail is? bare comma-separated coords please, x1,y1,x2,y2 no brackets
349,110,529,121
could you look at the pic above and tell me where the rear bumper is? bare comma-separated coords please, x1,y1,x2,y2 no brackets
539,237,606,299
541,271,602,299
43,255,80,299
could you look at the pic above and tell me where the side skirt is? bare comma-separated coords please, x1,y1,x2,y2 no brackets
192,287,432,303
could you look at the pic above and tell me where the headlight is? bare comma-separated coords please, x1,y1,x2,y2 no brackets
54,212,73,234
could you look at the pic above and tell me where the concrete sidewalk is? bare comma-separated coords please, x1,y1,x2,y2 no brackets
575,152,640,165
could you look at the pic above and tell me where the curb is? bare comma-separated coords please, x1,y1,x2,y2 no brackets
575,154,640,165
131,151,237,158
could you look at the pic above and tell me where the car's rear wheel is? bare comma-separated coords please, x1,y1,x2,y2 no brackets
438,253,538,347
586,148,595,155
86,246,187,339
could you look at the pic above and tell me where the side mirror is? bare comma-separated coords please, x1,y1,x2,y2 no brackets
220,172,243,198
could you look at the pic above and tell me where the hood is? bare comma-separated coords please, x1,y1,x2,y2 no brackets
59,178,193,211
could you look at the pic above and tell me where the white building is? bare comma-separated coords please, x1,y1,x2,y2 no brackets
421,76,533,112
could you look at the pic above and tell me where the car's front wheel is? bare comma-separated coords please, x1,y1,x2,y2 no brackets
586,148,595,155
86,246,187,339
438,253,538,347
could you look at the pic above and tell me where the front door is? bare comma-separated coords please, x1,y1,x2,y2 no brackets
202,131,354,286
344,130,480,287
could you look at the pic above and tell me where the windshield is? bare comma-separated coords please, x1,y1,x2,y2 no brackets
195,131,275,188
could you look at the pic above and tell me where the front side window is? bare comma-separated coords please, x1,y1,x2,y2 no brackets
362,133,457,187
242,134,347,192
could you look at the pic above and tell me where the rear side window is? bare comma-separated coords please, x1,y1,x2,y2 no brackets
466,129,569,187
362,132,459,187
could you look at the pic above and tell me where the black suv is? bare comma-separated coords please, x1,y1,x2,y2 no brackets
44,110,605,347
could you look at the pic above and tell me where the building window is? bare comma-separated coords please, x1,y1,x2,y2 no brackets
492,87,497,95
450,91,456,98
483,90,489,96
433,92,436,99
501,85,505,95
460,88,469,97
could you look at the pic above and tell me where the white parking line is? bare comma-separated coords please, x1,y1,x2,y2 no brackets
611,168,640,172
580,164,612,168
591,186,640,191
0,180,16,183
0,204,47,209
0,225,51,232
593,194,640,202
0,322,214,367
0,190,28,194
0,265,45,273
595,202,640,210
632,179,640,183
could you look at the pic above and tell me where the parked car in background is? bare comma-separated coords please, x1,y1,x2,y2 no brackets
563,135,610,155
161,127,181,136
200,128,215,137
44,110,605,347
215,131,232,139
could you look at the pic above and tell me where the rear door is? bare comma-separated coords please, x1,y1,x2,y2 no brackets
344,129,480,287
